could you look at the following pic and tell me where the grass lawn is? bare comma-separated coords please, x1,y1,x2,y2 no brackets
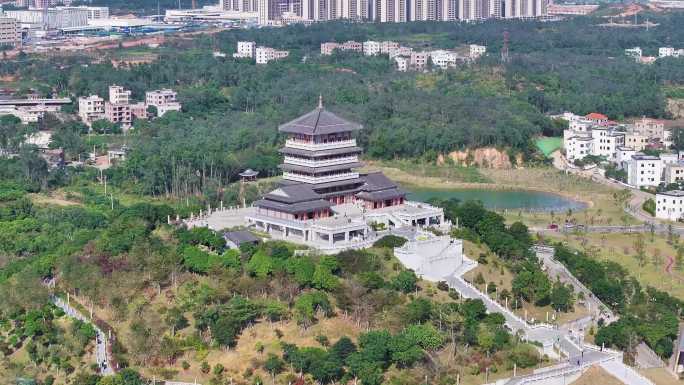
640,367,681,385
535,137,563,157
543,231,684,300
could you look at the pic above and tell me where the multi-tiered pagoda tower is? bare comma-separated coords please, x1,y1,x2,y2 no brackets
246,98,444,250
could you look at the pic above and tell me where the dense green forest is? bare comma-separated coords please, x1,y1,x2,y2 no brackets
2,15,681,197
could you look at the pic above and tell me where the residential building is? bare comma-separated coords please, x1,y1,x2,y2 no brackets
410,51,429,70
0,106,44,124
55,6,109,20
632,117,665,140
255,46,289,64
659,47,683,58
626,154,663,187
656,190,684,221
78,95,105,124
624,132,649,151
590,127,624,161
625,47,642,58
320,41,363,55
363,41,381,56
469,44,486,59
395,56,408,72
585,112,608,126
104,103,132,127
108,85,131,105
664,163,684,184
0,17,21,48
234,41,256,58
146,89,181,116
616,146,636,167
388,45,412,59
429,50,458,69
564,135,593,162
130,102,148,120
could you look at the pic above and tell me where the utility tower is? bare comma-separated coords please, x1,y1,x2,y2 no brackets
501,31,510,63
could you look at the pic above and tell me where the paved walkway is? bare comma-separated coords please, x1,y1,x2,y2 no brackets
52,296,114,375
396,241,653,385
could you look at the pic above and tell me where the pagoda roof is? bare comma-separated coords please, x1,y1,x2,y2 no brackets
279,99,362,135
356,188,406,202
359,171,399,192
279,162,364,174
279,146,363,157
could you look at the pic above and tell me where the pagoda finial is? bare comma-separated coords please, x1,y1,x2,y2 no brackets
318,94,323,109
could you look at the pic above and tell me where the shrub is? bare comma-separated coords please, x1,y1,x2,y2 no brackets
373,235,407,248
642,198,656,217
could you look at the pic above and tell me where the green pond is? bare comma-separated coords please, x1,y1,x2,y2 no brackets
406,188,586,212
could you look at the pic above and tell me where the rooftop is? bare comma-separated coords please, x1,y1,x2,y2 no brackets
586,112,608,121
279,97,362,136
658,190,684,197
224,230,260,245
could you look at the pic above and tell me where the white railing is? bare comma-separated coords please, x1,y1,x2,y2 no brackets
283,155,358,168
285,139,356,151
283,172,359,184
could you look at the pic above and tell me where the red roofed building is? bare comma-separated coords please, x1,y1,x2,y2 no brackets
585,112,608,125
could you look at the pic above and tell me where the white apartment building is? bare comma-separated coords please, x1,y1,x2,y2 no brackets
616,146,636,166
395,56,409,72
659,47,683,58
388,46,412,59
55,6,109,20
146,89,181,116
626,154,663,187
625,47,642,58
590,128,624,161
430,50,458,69
0,106,43,124
109,85,131,105
255,46,289,64
78,95,105,124
565,135,592,162
469,44,486,59
363,41,381,56
656,190,684,221
234,41,256,58
0,17,21,48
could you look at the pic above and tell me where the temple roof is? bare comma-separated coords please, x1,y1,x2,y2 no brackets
263,184,321,203
279,98,362,135
254,198,332,214
279,146,363,157
359,171,400,192
280,162,364,174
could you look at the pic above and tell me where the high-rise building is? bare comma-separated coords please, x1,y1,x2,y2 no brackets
0,17,21,48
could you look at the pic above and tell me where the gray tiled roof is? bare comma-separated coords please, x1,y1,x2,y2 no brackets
360,171,398,192
279,107,362,135
264,184,320,203
224,230,260,245
254,198,332,213
356,188,406,201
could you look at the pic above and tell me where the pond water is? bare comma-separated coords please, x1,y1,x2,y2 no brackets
406,188,586,212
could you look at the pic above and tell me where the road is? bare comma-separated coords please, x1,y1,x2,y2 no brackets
52,296,114,375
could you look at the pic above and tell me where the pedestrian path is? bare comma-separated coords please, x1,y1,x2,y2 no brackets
52,296,114,375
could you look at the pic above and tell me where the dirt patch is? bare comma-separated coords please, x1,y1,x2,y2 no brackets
571,365,623,385
438,147,517,169
667,99,684,119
